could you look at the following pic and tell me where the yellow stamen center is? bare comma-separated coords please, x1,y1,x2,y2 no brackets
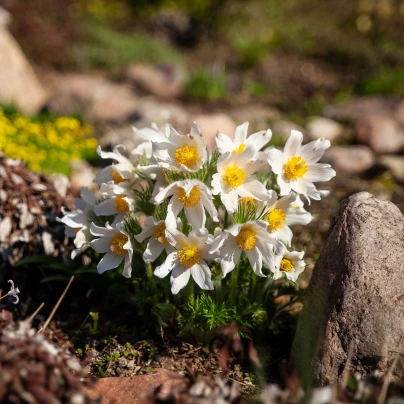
175,145,199,168
154,222,168,244
283,156,308,181
178,245,200,268
111,168,127,184
235,225,257,251
177,186,201,207
222,165,246,189
233,143,245,154
114,195,129,213
266,208,286,231
110,234,128,256
280,258,294,272
239,197,257,212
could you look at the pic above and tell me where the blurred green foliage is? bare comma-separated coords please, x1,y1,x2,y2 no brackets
185,68,228,101
79,21,182,68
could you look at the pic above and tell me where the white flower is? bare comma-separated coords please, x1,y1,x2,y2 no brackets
216,121,272,159
7,280,20,304
90,218,133,278
273,249,305,282
153,123,208,172
94,182,135,216
267,130,336,202
131,124,167,159
137,164,168,202
134,217,175,263
94,145,136,185
59,188,97,259
154,179,218,230
209,221,285,277
211,146,268,213
262,191,312,246
154,228,214,294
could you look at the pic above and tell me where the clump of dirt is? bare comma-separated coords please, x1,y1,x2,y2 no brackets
0,310,97,403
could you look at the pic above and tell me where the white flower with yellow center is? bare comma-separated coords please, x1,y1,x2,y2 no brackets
94,183,135,216
59,188,97,259
216,122,272,159
154,228,214,294
131,124,167,159
209,221,285,277
273,250,305,282
94,145,136,185
90,219,133,278
211,146,268,213
154,179,218,230
263,190,312,245
134,217,175,263
267,131,336,202
153,123,207,172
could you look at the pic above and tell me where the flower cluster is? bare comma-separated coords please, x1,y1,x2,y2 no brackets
0,108,97,174
61,122,335,294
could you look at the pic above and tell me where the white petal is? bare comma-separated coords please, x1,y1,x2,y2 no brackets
97,252,124,274
200,192,218,221
165,228,187,248
171,266,191,294
284,130,303,158
153,182,178,203
143,240,165,263
237,178,268,200
190,261,213,290
246,129,272,151
286,210,312,226
81,188,97,205
267,149,285,174
234,122,249,145
166,197,183,229
94,198,117,216
90,237,112,253
185,203,205,230
277,176,292,196
216,131,235,154
221,190,239,213
300,138,331,164
305,164,336,183
246,248,265,277
90,222,115,237
220,241,241,277
209,232,229,254
122,251,133,278
154,252,178,278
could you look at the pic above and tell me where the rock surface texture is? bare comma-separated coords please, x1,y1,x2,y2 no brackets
291,192,404,387
0,10,47,114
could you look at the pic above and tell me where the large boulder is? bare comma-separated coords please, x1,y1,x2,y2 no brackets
0,9,47,114
291,192,404,387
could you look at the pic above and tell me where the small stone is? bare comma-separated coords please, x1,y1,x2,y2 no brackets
356,115,404,153
49,174,69,198
291,192,404,386
123,63,185,99
271,120,305,141
118,357,127,368
126,359,135,369
322,145,375,174
84,369,187,403
378,155,404,183
190,113,237,151
307,117,344,143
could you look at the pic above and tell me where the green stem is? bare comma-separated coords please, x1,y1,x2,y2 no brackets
146,263,153,279
186,278,194,302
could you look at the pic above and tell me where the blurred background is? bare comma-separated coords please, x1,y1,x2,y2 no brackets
0,0,404,386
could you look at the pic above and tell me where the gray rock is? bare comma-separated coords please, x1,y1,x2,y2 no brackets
0,26,47,114
123,63,185,99
307,117,343,143
291,192,404,387
324,97,396,122
322,145,375,174
378,155,404,183
356,115,404,153
394,99,404,127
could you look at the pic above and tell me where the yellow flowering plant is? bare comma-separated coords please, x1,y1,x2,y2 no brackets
0,107,97,174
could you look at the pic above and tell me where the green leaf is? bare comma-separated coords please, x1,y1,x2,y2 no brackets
40,275,70,283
